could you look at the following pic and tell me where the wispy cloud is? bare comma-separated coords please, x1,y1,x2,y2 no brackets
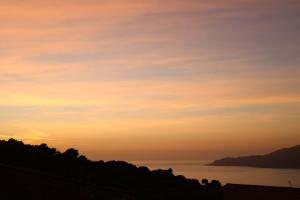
0,0,299,159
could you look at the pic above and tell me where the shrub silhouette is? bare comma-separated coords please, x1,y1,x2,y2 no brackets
62,148,79,160
0,138,222,199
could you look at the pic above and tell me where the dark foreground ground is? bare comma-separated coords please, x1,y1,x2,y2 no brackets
0,163,133,200
0,161,221,200
222,184,300,200
1,163,300,200
0,139,222,200
1,139,299,200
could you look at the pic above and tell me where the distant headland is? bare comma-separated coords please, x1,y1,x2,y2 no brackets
210,145,300,169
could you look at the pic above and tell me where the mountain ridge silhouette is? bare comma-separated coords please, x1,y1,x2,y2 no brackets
210,144,300,169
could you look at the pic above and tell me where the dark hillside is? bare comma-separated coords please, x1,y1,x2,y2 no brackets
0,138,221,200
211,145,300,169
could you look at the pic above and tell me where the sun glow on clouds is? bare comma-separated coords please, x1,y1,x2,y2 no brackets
0,0,300,160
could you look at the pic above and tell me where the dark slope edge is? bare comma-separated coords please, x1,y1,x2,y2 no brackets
0,138,221,200
210,145,300,169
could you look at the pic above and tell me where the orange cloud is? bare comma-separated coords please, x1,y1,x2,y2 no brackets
0,0,299,160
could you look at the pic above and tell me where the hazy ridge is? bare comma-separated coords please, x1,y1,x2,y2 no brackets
211,145,300,169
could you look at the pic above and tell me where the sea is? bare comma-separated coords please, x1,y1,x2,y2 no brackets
131,160,300,188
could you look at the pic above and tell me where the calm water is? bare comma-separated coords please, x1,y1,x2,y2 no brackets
131,160,300,188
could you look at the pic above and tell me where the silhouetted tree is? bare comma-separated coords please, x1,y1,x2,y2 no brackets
202,179,209,185
0,138,222,200
62,148,79,159
210,180,222,189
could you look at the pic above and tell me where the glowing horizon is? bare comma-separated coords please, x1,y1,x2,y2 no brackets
0,0,300,161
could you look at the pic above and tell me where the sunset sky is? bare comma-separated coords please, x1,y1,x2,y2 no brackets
0,0,299,161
